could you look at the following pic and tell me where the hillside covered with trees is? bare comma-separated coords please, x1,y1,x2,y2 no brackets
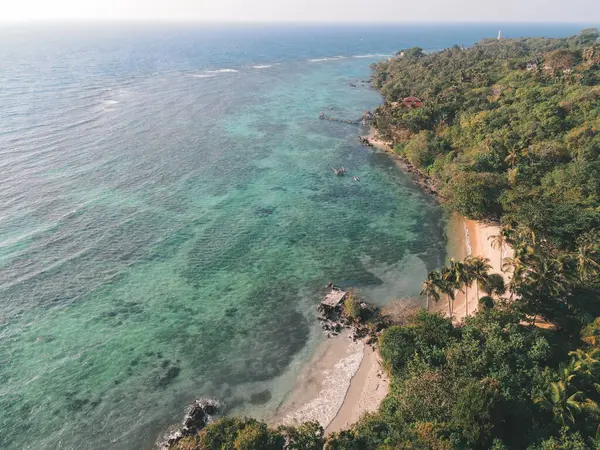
372,29,600,249
168,30,600,449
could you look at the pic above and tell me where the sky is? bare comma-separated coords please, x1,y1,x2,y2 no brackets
1,0,599,23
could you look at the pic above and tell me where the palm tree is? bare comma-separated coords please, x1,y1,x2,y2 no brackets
421,271,441,311
449,258,465,302
440,266,457,317
574,241,600,282
466,256,492,302
488,230,507,271
531,258,566,297
457,258,476,316
503,243,535,296
570,348,600,376
480,273,506,299
525,257,567,322
534,380,586,426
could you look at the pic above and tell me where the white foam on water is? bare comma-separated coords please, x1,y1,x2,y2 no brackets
192,69,239,78
282,340,364,428
464,219,472,256
251,64,277,69
308,56,347,63
352,53,392,58
206,68,239,73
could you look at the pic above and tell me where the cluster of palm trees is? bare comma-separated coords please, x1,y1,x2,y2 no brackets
421,255,494,318
499,226,600,315
535,348,600,428
422,223,600,321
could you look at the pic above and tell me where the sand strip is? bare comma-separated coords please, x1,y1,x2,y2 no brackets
326,343,389,434
272,330,389,435
272,332,366,429
438,213,513,321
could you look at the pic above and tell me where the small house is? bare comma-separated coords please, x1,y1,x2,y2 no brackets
402,97,424,108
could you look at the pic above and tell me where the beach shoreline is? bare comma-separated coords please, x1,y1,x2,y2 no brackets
438,214,513,321
362,130,440,197
272,130,513,435
363,129,512,321
271,330,389,435
325,342,389,434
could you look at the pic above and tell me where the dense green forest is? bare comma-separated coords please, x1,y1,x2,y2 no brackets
169,30,600,449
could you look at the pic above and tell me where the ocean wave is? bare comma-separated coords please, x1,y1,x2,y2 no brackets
308,56,347,63
282,340,364,428
205,69,239,73
351,54,390,58
61,116,100,131
191,69,239,78
251,64,275,69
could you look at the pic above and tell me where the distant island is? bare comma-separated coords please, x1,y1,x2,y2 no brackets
166,28,600,449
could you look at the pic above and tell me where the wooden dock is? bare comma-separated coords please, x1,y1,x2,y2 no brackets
319,111,373,125
321,289,347,308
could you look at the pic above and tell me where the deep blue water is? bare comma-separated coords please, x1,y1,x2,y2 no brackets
0,23,591,449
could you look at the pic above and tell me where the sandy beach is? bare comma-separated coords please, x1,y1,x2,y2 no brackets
325,343,389,434
273,134,512,435
440,213,513,321
272,330,389,434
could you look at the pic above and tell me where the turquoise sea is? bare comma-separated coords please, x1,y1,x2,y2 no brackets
0,23,590,449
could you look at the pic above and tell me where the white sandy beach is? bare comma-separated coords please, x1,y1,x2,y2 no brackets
440,213,513,321
325,343,389,434
272,330,389,434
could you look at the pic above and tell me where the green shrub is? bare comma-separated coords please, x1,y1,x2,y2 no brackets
343,293,362,321
404,131,437,168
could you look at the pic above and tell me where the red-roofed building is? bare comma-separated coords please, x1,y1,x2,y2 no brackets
403,97,423,108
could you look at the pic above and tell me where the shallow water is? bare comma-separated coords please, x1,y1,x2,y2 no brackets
0,23,586,449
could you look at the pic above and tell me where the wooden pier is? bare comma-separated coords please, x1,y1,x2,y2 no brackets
319,110,374,125
321,288,347,309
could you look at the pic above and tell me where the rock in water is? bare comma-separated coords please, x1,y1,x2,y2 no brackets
182,399,219,435
158,399,220,449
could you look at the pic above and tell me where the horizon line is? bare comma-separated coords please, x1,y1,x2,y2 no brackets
0,19,598,25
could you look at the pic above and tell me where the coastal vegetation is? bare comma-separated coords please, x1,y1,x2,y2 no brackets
167,30,600,449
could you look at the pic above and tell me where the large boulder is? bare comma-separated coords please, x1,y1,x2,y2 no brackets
159,399,220,449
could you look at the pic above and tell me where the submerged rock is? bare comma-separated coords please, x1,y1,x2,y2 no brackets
249,389,272,405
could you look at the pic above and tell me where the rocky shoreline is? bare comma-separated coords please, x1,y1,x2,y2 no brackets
317,288,388,345
158,399,220,449
359,133,441,198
